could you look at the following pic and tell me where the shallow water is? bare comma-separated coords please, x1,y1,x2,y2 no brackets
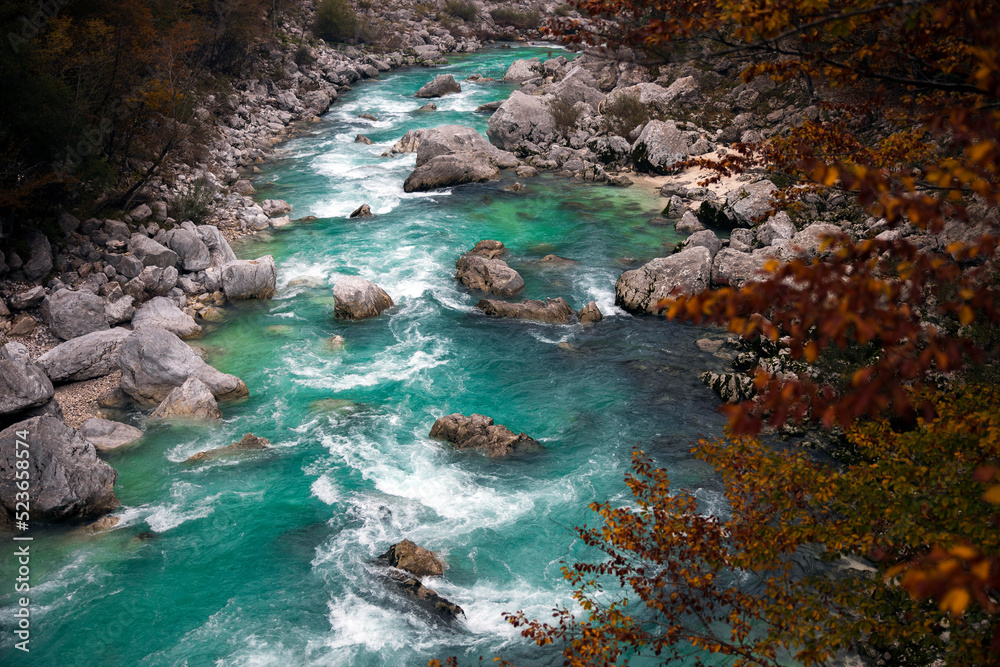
0,45,728,666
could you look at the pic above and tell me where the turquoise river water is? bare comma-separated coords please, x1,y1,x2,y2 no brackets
1,45,729,666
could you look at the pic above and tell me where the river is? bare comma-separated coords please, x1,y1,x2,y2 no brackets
0,44,728,666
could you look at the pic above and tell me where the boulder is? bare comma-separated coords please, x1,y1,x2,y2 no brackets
547,66,605,109
161,228,211,272
702,371,757,404
221,255,277,300
615,247,713,314
455,246,524,296
350,204,373,218
675,211,705,233
503,58,542,83
22,229,53,282
105,295,135,325
415,125,518,169
262,199,292,217
578,301,603,324
117,326,248,406
678,229,722,260
429,413,542,458
78,417,143,452
130,203,152,222
386,128,424,155
150,377,221,420
0,345,54,416
132,297,202,339
378,539,445,577
9,286,45,310
415,73,461,98
631,120,697,174
403,152,500,192
355,134,374,145
0,416,119,522
333,276,393,320
729,228,755,252
487,91,556,152
36,328,131,382
41,289,110,340
783,222,844,260
756,211,796,247
475,297,575,324
699,180,779,229
185,433,269,463
384,570,464,620
128,265,179,298
415,102,436,112
711,248,774,288
129,234,178,268
197,225,238,268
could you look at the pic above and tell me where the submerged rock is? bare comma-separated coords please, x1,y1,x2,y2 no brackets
186,432,269,463
429,413,542,458
78,417,144,452
378,539,445,577
333,276,393,320
475,297,575,324
0,416,119,523
384,570,465,620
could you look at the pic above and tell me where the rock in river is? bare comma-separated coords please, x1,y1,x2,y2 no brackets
333,276,393,320
415,73,461,98
78,417,144,452
150,377,222,420
0,416,119,523
117,326,248,406
221,255,277,300
186,433,269,463
475,297,575,324
614,247,712,314
378,539,445,577
455,241,524,296
429,413,542,458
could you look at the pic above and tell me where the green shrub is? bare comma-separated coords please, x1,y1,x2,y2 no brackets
602,94,651,137
548,97,582,138
314,0,362,42
294,44,315,66
444,0,478,21
555,3,574,16
489,7,541,30
171,177,216,224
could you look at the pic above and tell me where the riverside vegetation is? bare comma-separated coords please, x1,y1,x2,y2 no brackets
0,0,998,665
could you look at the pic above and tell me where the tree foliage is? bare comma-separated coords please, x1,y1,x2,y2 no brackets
479,0,1000,664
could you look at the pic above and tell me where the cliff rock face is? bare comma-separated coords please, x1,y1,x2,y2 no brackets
0,416,119,523
429,413,542,458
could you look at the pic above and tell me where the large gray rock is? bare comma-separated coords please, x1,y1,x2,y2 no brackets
161,228,211,272
0,416,119,522
615,247,713,314
547,66,605,109
503,58,542,83
755,211,796,247
678,229,722,260
711,248,774,288
455,242,524,296
36,327,131,382
117,326,248,406
606,77,701,112
415,125,518,169
105,295,135,325
415,74,461,98
782,222,844,260
725,180,778,227
386,128,424,155
79,417,143,452
41,289,109,340
429,413,542,458
475,297,575,324
377,539,445,577
0,345,54,415
128,265,178,298
185,432,268,463
261,199,292,217
129,234,178,268
22,229,53,282
132,297,202,339
403,152,500,192
149,377,221,420
487,91,557,152
631,120,697,174
197,225,237,268
221,255,277,300
333,276,393,320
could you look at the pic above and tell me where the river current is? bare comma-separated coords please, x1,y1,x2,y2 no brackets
1,45,728,666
